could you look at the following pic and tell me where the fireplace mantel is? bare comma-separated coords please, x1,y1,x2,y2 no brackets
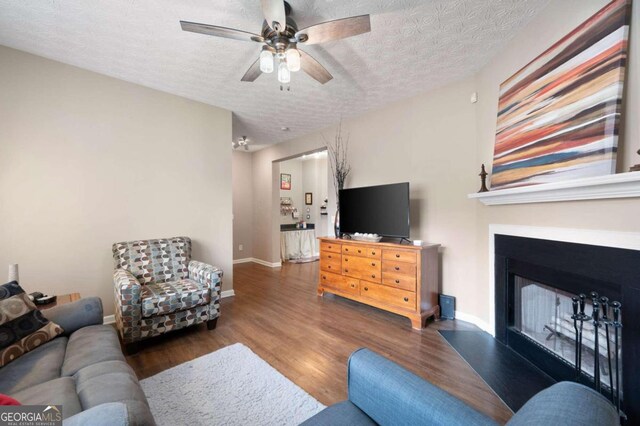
468,171,640,205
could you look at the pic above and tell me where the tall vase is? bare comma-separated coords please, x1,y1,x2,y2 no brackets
333,209,340,239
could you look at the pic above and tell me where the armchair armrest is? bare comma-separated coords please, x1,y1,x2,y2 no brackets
43,297,103,336
188,260,223,292
347,348,498,426
113,268,142,343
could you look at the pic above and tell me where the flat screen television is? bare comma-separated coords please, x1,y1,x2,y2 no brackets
339,183,410,238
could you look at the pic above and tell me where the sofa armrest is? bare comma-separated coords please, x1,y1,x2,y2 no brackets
114,269,142,306
347,348,499,426
506,381,619,426
64,403,129,426
188,260,223,293
43,297,103,336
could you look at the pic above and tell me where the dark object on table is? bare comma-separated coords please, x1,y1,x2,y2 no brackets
34,294,57,305
478,164,489,193
630,149,640,172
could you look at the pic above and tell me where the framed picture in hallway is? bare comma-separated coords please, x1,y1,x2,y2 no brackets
305,192,313,205
490,0,631,190
280,173,291,190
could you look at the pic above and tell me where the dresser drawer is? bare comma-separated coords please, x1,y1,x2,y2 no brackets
382,260,417,277
382,274,417,292
342,256,381,283
382,249,417,264
319,271,359,295
320,253,342,273
321,241,342,254
341,244,381,259
360,282,416,310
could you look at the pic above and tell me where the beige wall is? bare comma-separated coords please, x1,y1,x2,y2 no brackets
232,151,253,260
0,46,233,316
251,0,640,326
279,158,304,225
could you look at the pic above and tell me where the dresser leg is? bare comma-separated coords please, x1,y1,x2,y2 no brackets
317,287,325,296
410,315,423,330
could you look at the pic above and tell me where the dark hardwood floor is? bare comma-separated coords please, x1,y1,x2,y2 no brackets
125,261,513,424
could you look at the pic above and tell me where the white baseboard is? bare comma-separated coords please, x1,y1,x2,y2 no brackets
103,290,236,323
233,257,282,268
454,311,494,336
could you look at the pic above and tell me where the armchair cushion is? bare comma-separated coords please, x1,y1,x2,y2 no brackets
112,236,191,285
140,279,209,318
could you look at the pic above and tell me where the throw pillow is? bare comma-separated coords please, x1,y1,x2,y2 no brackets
0,281,63,367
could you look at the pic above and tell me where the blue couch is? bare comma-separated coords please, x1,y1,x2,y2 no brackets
302,348,619,426
0,297,154,425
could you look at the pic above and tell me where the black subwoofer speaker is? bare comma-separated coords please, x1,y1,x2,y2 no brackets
439,294,455,320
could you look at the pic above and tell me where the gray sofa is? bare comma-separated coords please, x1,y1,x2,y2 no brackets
0,297,154,426
303,348,620,426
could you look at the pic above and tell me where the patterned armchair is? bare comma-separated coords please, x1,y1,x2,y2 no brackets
112,236,222,349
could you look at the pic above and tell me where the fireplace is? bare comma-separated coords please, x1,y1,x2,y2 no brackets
494,234,640,423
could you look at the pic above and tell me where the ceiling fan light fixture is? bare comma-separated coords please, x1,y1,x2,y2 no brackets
259,48,274,73
277,60,291,84
286,48,301,72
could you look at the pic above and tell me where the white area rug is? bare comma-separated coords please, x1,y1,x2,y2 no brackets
140,343,325,426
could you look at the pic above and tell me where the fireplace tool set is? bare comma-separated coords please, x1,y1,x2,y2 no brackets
571,292,623,419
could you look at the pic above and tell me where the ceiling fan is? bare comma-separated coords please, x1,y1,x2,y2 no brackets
233,136,250,151
180,0,371,87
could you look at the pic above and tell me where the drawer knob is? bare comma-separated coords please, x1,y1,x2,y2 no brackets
328,246,332,249
322,276,326,279
371,274,376,278
395,266,400,271
328,255,332,258
396,254,400,258
345,258,349,262
358,249,362,253
403,297,409,302
371,262,376,266
372,252,376,255
350,283,355,288
345,248,349,252
328,266,332,269
395,279,400,284
345,269,349,272
364,287,369,291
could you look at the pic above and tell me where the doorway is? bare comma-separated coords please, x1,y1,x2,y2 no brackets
277,150,329,263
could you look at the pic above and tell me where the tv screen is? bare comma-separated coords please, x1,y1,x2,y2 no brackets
339,183,410,238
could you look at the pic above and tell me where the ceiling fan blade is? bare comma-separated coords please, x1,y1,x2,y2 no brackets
241,58,262,82
180,21,264,42
300,50,333,84
296,15,371,44
261,0,287,33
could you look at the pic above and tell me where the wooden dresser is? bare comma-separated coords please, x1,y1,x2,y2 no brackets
317,237,440,329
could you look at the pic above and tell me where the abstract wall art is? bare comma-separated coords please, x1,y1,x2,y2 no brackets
490,0,631,190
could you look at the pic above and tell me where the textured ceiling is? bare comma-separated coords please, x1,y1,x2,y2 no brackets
0,0,550,150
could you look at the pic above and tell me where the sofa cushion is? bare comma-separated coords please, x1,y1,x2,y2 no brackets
506,381,619,426
10,377,82,419
74,360,155,426
300,401,377,426
0,336,67,394
140,279,209,318
0,281,63,367
61,325,125,376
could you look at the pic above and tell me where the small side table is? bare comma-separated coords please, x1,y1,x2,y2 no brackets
38,292,81,310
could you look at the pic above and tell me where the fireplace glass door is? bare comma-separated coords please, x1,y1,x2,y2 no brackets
512,276,621,393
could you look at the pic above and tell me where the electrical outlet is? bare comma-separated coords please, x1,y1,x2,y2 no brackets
239,244,243,251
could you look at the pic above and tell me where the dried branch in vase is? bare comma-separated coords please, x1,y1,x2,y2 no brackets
323,120,351,207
